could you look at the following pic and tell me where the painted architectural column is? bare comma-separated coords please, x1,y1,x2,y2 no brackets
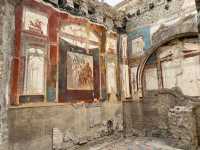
119,34,132,101
105,31,119,102
47,11,59,102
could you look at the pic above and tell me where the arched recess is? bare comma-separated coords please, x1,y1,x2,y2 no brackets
137,32,199,97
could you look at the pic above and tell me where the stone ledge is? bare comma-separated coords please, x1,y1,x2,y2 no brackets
8,101,122,109
8,102,65,109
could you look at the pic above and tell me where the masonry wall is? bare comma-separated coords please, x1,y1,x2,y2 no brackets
124,89,200,149
124,90,177,138
124,0,196,30
8,102,122,150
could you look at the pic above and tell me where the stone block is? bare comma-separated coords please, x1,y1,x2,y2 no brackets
53,128,63,150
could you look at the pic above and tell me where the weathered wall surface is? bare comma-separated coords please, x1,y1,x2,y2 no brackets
169,106,198,150
142,37,200,97
0,0,15,149
126,0,198,99
136,36,200,149
8,102,122,150
0,2,4,147
127,0,197,56
124,90,177,137
125,0,196,30
123,89,200,149
150,12,198,46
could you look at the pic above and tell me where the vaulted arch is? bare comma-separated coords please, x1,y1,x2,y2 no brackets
137,32,198,97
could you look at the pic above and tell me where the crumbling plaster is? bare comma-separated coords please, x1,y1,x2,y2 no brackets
0,0,15,149
123,88,200,149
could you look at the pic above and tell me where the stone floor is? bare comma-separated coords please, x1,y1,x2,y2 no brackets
84,137,182,150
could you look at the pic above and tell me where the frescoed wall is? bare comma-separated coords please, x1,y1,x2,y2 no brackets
23,47,45,95
127,27,151,58
158,38,200,96
140,37,200,97
144,68,158,90
60,24,100,49
22,7,48,36
106,33,117,55
10,2,124,150
13,0,106,104
67,52,94,90
120,34,128,58
105,32,118,101
58,21,102,102
131,36,145,57
16,6,50,103
126,0,198,99
106,63,117,94
120,64,130,98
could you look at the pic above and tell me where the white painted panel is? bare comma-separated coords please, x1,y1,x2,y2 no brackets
121,34,127,58
106,63,117,94
106,36,117,54
131,36,144,57
145,68,159,90
161,61,179,89
177,56,200,96
162,56,200,96
121,65,130,98
24,48,45,95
